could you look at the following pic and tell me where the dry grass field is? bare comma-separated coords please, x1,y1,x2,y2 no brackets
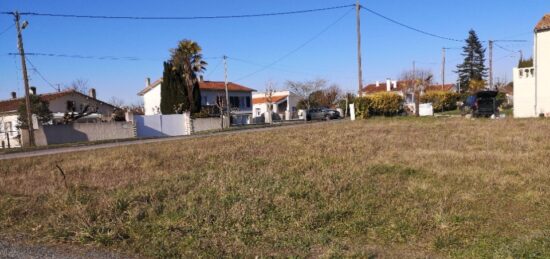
1,118,550,258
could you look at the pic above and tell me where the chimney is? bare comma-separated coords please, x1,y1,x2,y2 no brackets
199,75,204,82
30,86,36,95
11,92,16,99
376,81,380,87
145,77,151,87
386,79,391,92
392,81,397,89
88,88,96,99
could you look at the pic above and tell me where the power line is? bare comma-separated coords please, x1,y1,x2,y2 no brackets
360,6,463,42
7,52,222,61
0,23,14,37
25,57,60,92
9,52,144,61
228,56,319,77
205,59,223,78
494,43,520,54
233,7,353,82
1,4,354,20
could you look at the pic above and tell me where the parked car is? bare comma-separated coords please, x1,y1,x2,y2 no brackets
306,108,340,121
463,90,499,117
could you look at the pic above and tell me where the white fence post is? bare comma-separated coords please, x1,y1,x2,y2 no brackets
349,104,356,121
183,112,192,135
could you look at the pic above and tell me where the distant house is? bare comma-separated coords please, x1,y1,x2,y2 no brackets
0,88,117,148
252,90,302,120
362,79,456,104
513,13,550,117
138,78,255,116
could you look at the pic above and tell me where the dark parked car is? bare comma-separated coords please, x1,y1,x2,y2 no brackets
463,90,499,117
306,108,340,121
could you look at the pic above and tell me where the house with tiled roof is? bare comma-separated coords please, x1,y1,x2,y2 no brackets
0,87,117,148
251,90,302,120
513,13,550,117
138,77,256,116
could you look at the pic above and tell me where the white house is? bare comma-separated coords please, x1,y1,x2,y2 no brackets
514,13,550,117
138,78,255,116
0,88,117,148
252,90,302,120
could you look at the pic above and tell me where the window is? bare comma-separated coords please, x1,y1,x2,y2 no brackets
66,100,76,111
239,97,245,108
256,108,261,116
230,96,240,108
246,96,251,108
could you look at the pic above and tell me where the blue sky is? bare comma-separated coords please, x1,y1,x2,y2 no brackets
0,0,547,104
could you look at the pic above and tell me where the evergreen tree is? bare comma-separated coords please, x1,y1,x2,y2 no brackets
160,62,175,114
160,61,188,114
17,95,53,128
191,80,201,113
456,30,487,92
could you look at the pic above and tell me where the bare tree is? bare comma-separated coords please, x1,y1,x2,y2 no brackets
286,78,327,110
64,78,90,93
108,97,125,108
399,69,433,116
323,84,343,108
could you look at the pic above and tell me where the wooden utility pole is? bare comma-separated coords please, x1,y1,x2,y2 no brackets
413,60,419,117
355,0,363,96
223,55,231,127
14,11,35,147
441,48,446,90
488,40,493,90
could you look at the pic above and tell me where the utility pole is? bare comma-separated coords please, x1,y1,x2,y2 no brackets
441,48,446,90
355,0,363,96
223,55,230,127
413,60,419,117
14,11,35,147
488,40,494,90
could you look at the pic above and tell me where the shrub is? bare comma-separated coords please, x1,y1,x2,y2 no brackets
420,91,461,112
354,97,372,119
354,93,403,118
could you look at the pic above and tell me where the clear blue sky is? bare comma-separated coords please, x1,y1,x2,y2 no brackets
1,0,547,104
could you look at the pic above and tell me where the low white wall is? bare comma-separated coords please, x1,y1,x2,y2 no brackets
192,117,222,132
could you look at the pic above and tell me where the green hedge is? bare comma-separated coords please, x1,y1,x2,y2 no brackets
354,92,403,118
420,91,461,112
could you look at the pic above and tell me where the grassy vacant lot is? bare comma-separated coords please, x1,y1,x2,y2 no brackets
1,118,549,258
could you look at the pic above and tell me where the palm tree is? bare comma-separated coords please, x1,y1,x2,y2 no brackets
170,40,207,113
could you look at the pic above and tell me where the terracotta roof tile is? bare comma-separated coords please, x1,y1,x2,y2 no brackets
0,90,75,113
138,79,255,96
0,89,116,114
252,95,288,105
200,81,255,92
535,14,550,32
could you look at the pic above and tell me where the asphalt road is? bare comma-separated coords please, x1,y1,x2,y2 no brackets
0,121,339,161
